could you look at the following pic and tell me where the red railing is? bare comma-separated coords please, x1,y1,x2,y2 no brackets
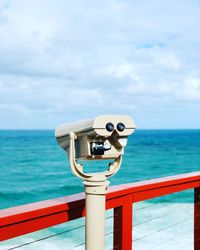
1,171,200,249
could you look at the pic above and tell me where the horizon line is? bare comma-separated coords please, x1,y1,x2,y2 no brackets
0,128,199,130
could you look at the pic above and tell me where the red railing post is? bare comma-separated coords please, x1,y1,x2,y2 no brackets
194,187,200,250
113,195,133,250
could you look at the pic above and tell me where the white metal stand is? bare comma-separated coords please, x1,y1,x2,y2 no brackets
84,176,109,250
68,132,122,250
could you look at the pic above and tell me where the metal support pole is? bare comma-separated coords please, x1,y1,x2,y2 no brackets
83,175,109,250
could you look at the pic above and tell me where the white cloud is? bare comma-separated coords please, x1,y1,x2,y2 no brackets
154,52,181,71
125,82,147,95
124,82,172,96
180,77,200,101
0,0,199,128
99,63,140,80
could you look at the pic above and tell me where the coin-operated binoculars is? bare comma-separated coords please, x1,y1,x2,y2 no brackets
55,115,136,250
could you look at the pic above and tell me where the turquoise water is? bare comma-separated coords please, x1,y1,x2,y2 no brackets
1,130,200,249
0,129,199,210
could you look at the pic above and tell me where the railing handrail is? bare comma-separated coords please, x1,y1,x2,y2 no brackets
1,171,200,247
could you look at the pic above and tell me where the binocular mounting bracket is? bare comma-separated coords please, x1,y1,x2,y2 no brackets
68,132,122,181
67,132,123,250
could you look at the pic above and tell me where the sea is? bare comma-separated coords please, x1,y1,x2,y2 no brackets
0,129,200,249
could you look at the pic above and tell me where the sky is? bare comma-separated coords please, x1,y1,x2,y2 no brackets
0,0,199,129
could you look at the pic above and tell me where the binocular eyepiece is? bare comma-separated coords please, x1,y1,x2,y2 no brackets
105,122,126,132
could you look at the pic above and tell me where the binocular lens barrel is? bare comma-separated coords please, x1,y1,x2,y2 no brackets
117,122,125,132
106,122,114,132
